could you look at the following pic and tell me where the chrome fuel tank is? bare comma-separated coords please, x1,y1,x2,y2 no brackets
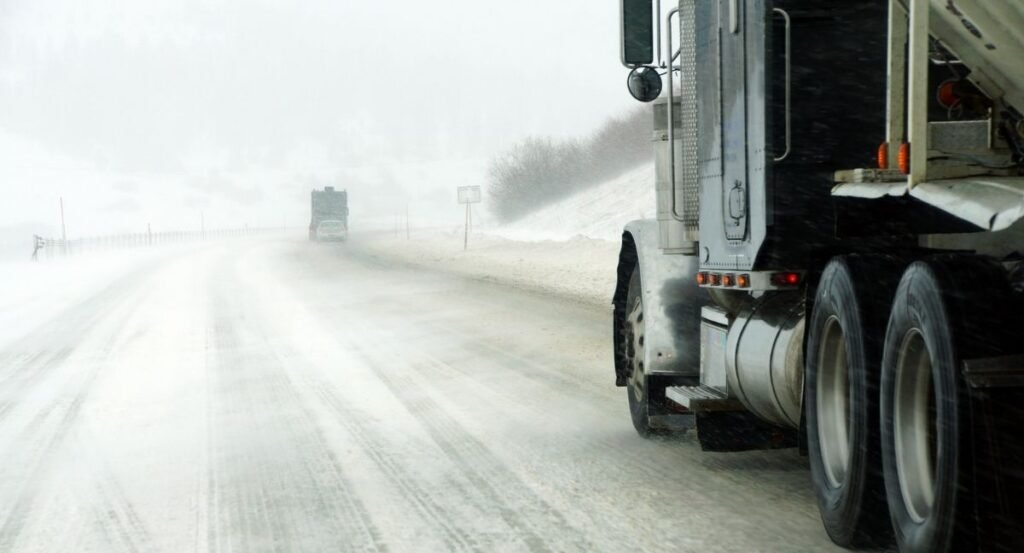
724,293,805,428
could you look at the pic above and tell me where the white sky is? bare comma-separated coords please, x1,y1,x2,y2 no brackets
0,0,639,237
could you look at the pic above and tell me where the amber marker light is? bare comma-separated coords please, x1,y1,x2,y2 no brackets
898,143,911,175
722,274,735,287
737,274,750,288
696,272,708,285
877,142,889,169
709,273,722,286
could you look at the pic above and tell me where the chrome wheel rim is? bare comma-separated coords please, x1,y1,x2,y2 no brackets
626,296,645,403
816,316,851,489
893,329,937,524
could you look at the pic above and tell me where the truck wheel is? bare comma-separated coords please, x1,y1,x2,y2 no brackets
623,266,667,436
806,255,900,547
880,256,1014,553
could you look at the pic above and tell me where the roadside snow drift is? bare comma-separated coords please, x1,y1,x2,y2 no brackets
355,163,655,306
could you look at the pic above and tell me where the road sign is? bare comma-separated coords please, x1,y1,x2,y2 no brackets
457,185,481,204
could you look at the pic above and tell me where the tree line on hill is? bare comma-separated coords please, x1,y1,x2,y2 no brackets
487,107,652,222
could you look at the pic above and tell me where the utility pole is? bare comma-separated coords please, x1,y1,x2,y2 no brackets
406,204,410,240
59,196,67,255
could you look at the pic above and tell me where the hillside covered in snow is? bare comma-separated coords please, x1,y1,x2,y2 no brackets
489,164,654,242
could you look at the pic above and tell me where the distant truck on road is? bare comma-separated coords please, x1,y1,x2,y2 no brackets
309,186,348,241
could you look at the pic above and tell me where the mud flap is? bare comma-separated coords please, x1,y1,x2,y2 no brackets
962,355,1024,552
694,411,798,453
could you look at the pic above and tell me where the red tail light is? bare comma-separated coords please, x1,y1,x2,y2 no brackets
937,80,961,109
771,272,801,287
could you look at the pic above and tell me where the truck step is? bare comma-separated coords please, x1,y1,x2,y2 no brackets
666,385,744,412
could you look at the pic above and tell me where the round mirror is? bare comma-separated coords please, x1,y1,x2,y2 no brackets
627,66,662,103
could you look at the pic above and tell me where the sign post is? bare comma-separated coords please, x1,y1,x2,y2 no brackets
457,185,482,251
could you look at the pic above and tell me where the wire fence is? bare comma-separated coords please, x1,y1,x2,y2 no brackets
31,226,286,261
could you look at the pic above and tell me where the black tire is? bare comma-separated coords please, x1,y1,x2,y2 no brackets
805,255,900,547
623,265,668,436
880,256,1016,553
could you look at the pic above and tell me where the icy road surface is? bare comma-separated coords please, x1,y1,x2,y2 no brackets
0,239,844,553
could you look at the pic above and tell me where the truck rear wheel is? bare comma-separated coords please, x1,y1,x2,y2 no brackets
623,266,670,436
806,255,899,547
880,256,1015,553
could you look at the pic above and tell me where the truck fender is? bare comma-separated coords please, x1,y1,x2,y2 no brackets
612,219,709,386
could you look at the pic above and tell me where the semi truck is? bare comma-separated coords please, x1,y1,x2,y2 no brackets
614,1,1024,551
309,186,349,241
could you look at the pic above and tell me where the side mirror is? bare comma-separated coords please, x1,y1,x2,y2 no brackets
627,66,662,102
620,0,654,66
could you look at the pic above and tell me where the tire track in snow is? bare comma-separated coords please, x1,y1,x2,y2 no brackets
203,269,388,553
0,350,74,425
275,314,592,552
345,342,594,553
229,245,492,552
87,459,153,553
293,373,483,553
0,285,153,553
256,246,592,552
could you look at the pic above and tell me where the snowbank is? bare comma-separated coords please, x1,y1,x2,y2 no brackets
356,163,655,306
356,230,619,307
489,163,654,242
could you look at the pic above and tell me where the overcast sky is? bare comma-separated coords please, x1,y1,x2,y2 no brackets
0,0,638,238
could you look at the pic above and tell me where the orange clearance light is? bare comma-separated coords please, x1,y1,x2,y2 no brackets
877,142,889,169
771,272,801,287
898,143,911,175
737,274,751,288
722,274,735,287
696,272,708,285
709,273,722,286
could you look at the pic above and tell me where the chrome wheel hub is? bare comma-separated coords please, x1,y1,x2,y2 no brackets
625,296,646,403
893,329,937,524
816,316,852,489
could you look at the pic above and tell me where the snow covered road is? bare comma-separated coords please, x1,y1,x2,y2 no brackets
0,239,845,552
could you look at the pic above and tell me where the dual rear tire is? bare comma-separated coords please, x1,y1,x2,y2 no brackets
879,256,1017,553
808,254,1019,552
806,255,900,547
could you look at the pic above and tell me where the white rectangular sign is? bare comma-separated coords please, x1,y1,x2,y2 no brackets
457,185,482,204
